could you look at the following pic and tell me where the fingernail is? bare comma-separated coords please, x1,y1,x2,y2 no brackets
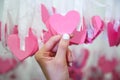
69,62,72,67
62,33,70,40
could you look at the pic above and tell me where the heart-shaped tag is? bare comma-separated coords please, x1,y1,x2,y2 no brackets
41,4,56,24
70,19,87,44
41,4,50,24
49,11,80,34
0,57,17,74
116,26,120,46
86,16,103,43
7,29,38,61
98,56,118,73
107,22,119,46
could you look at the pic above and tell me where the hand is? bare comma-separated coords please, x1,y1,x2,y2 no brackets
35,34,73,80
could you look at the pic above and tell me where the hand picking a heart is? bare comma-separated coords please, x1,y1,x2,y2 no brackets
49,10,80,34
7,29,38,61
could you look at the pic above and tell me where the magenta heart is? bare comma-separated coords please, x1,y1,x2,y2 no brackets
116,26,120,46
49,11,80,34
107,21,119,46
98,56,118,73
7,30,38,61
0,57,17,74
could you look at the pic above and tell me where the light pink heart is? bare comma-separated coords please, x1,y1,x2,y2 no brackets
92,16,104,37
0,58,17,74
87,16,104,42
49,11,80,34
41,4,50,24
41,4,56,25
7,29,38,61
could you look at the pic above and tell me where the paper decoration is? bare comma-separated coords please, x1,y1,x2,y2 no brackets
41,4,50,24
0,58,17,74
107,21,119,46
70,18,87,44
98,56,118,73
86,16,104,43
49,10,80,34
7,29,38,61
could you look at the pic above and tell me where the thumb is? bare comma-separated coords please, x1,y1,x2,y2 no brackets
55,33,70,62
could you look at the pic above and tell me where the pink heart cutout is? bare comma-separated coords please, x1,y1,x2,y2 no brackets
86,16,103,42
116,26,120,46
0,58,17,74
70,19,87,44
98,56,118,73
107,21,119,46
7,29,38,61
49,11,80,34
41,4,50,24
92,16,103,37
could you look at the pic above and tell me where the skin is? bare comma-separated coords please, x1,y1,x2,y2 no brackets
35,35,73,80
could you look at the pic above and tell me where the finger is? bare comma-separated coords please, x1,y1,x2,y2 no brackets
67,49,73,63
35,35,61,61
43,35,61,51
52,43,59,52
55,33,70,62
66,49,73,67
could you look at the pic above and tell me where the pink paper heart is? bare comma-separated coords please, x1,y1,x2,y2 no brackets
107,22,119,46
41,4,56,24
70,19,87,44
49,11,80,34
41,4,50,24
92,16,104,37
98,56,118,73
0,58,17,74
7,29,38,61
116,26,120,46
86,16,103,43
12,25,18,34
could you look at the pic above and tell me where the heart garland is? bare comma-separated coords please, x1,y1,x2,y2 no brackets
41,4,104,45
